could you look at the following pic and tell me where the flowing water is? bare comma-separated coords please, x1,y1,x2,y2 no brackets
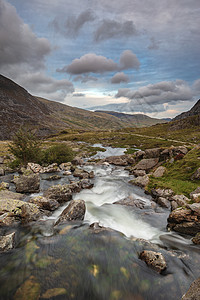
0,146,199,300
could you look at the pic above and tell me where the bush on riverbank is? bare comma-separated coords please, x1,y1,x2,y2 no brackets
42,144,74,165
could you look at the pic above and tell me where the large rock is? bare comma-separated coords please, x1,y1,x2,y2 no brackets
73,168,94,179
172,146,188,156
0,199,41,224
134,158,159,171
153,166,166,178
114,196,146,209
144,148,161,159
29,196,59,211
170,195,190,210
102,155,135,166
44,184,72,203
131,175,149,188
167,207,200,235
139,250,167,273
55,199,86,225
27,163,43,173
0,190,24,201
14,174,40,193
151,188,173,200
131,169,146,177
0,232,15,251
182,277,200,300
157,197,171,208
134,150,145,160
71,157,84,166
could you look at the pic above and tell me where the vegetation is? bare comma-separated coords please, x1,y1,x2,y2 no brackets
148,147,200,197
8,128,42,166
42,144,74,165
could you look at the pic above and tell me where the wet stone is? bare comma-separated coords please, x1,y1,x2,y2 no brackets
0,232,15,252
139,250,167,273
55,199,86,225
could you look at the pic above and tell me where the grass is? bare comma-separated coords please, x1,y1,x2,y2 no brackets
147,147,200,197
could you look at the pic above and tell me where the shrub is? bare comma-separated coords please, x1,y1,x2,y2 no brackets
42,144,74,165
8,128,42,166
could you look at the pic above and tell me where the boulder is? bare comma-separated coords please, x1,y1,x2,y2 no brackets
131,175,149,188
0,182,9,190
170,195,190,209
102,155,135,166
0,232,15,252
73,168,94,179
190,187,200,202
42,163,59,173
144,148,161,159
0,199,41,224
59,162,72,171
188,203,200,216
153,166,166,178
192,232,200,245
167,207,200,235
14,174,40,193
134,150,145,160
44,184,72,203
130,169,146,177
157,197,171,208
55,199,86,225
151,188,173,200
160,148,172,161
27,163,43,173
29,196,59,211
172,146,188,156
139,250,167,273
0,168,5,176
182,277,200,300
0,190,24,201
71,157,84,166
114,196,145,209
134,158,159,171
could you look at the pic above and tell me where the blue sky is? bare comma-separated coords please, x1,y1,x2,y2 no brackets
0,0,200,118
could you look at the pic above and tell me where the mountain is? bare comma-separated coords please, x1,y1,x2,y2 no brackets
95,110,168,127
0,74,170,140
170,99,200,130
173,99,200,121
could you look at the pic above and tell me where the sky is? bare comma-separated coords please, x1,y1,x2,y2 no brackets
0,0,200,119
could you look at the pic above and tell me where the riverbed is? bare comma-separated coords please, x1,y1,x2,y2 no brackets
0,146,199,300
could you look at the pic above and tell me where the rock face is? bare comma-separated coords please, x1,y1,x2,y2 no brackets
55,200,86,225
14,174,40,193
0,232,15,252
134,158,159,171
167,206,200,235
182,277,200,300
139,250,167,273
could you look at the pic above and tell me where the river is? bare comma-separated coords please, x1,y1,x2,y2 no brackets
0,145,199,300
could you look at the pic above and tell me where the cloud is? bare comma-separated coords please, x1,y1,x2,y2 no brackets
111,72,129,84
193,79,200,92
115,80,193,107
148,37,159,50
119,50,140,70
57,53,118,74
73,93,85,97
16,72,74,101
73,75,98,83
58,50,140,75
94,19,138,42
0,0,51,70
50,9,95,37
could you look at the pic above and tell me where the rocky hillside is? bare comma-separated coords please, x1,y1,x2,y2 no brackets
173,99,200,121
0,74,170,140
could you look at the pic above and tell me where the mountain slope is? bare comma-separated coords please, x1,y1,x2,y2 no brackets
173,99,200,121
0,74,170,140
95,110,168,127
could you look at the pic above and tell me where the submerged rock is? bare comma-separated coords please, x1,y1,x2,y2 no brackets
14,174,40,193
0,232,15,252
14,275,41,300
139,250,167,273
182,277,200,300
55,199,86,225
41,288,67,299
